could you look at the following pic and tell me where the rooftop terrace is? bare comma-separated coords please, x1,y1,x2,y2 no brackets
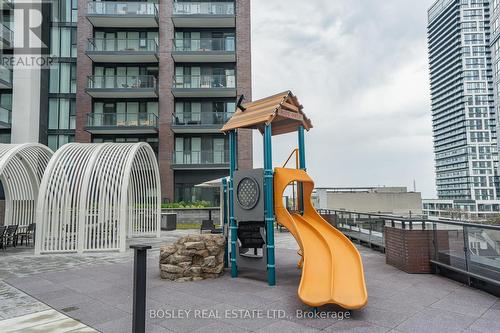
0,230,498,333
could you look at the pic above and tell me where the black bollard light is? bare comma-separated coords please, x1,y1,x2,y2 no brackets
130,244,152,333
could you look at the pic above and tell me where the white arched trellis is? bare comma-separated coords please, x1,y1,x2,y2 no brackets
35,142,161,254
0,144,53,228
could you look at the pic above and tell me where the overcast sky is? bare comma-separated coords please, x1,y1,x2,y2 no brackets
250,0,437,198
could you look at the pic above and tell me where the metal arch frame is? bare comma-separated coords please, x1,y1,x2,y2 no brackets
0,144,53,230
35,142,161,255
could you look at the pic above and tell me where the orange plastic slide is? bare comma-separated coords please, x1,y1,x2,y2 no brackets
274,168,368,309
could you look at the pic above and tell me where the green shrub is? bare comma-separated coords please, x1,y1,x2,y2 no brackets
161,200,213,209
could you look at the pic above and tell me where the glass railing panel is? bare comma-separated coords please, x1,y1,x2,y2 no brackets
0,106,11,124
173,150,229,164
0,65,12,84
173,37,235,52
467,227,500,281
172,111,233,126
173,74,236,89
88,38,158,52
433,222,467,271
173,2,234,15
87,75,157,89
87,113,158,127
0,23,13,44
87,2,158,16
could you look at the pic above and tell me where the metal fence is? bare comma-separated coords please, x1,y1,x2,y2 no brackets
318,209,500,287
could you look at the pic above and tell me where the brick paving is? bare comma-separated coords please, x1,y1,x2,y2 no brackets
0,230,498,332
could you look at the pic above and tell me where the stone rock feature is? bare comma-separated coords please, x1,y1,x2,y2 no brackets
159,234,225,282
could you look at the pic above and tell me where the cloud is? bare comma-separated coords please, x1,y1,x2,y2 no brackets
250,0,437,198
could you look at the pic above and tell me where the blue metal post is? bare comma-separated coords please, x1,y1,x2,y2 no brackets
222,178,229,268
264,124,276,286
298,125,306,170
298,125,306,212
228,130,238,277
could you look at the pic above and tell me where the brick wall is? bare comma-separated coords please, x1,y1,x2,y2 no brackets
75,0,92,143
235,0,253,170
385,226,450,273
158,1,175,201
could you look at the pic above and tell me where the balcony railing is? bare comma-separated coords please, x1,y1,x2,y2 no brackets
173,74,235,89
172,37,235,52
173,150,229,165
0,65,12,86
172,111,233,126
87,38,158,52
0,23,13,46
0,106,11,125
173,2,234,15
87,1,158,17
87,75,157,90
1,0,13,10
87,112,158,128
318,209,500,288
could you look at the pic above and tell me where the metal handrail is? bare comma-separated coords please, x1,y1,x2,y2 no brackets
172,111,233,126
86,112,158,127
87,38,158,52
172,150,229,165
317,208,500,231
172,37,235,52
173,74,236,89
173,1,234,15
282,148,299,169
87,75,157,89
87,1,159,17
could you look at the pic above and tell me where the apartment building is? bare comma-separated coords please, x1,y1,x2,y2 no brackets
426,0,500,218
0,0,252,205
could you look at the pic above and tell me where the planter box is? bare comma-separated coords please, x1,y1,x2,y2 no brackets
161,208,220,225
161,213,177,230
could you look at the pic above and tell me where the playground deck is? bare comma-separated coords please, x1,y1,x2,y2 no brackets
1,230,498,333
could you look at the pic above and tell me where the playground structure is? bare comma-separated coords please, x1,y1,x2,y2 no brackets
35,142,161,254
221,91,368,309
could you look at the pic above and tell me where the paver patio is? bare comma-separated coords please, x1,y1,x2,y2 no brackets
0,230,498,332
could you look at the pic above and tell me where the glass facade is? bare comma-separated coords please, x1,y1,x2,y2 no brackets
428,0,499,200
47,0,77,151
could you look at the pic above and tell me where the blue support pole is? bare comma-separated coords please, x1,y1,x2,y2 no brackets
298,125,306,170
228,130,238,277
222,178,229,268
264,124,276,286
298,125,306,213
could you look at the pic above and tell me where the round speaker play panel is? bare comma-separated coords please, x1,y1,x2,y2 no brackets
237,177,260,210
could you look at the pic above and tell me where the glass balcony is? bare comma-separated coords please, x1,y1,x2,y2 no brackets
86,75,158,98
172,37,235,62
0,65,12,89
172,2,235,28
0,0,13,10
172,74,236,97
87,1,159,27
86,112,158,134
171,111,233,133
173,2,234,15
0,105,11,129
0,23,13,49
86,38,158,62
172,150,229,168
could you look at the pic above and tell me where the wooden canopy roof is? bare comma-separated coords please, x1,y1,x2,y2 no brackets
220,91,313,135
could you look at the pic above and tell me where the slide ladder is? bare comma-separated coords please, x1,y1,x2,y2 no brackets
274,167,368,309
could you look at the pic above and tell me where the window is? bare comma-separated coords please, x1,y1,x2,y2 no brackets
49,62,76,93
48,134,74,151
49,98,76,130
